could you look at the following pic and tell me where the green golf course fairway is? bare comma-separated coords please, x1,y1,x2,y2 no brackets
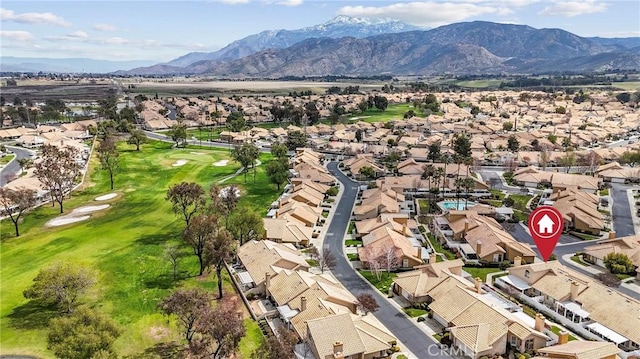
0,140,274,358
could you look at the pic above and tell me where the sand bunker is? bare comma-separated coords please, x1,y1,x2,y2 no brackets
73,204,110,213
213,160,229,166
190,152,205,155
46,215,90,227
172,159,188,167
95,193,117,201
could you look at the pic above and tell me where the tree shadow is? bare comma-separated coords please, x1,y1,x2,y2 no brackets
142,272,188,290
135,231,177,246
7,300,60,331
123,341,186,359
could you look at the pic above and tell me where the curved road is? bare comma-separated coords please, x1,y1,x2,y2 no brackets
326,162,450,359
0,146,35,186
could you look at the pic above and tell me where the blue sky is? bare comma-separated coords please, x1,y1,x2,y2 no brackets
1,0,639,62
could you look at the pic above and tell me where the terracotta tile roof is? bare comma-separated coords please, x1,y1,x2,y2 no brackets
537,341,620,359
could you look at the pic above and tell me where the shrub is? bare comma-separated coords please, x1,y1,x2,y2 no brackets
417,316,426,322
499,260,512,270
327,186,339,196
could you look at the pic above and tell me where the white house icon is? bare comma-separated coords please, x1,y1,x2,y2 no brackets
538,214,555,234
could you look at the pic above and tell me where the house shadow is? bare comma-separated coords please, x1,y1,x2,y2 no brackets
7,300,59,331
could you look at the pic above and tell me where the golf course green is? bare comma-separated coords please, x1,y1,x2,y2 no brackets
0,140,274,358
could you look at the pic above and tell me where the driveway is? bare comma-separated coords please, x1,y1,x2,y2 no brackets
326,162,451,359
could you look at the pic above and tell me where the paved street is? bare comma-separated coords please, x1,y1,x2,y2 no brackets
326,162,451,359
0,146,35,186
610,183,636,237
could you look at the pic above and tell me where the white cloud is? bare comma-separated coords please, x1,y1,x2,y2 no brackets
104,37,129,45
337,2,512,27
0,7,71,27
67,30,88,38
0,30,34,41
214,0,250,4
92,23,117,32
538,1,607,17
277,0,303,6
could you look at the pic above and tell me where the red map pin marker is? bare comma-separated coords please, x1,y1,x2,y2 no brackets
528,206,563,261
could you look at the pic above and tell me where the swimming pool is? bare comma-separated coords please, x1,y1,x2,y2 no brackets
438,200,477,211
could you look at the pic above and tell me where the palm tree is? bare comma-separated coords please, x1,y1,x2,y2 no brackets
454,177,465,209
441,156,449,198
434,167,445,206
463,177,475,210
422,164,436,213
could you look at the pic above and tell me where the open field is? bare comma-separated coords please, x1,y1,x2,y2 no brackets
611,81,640,91
453,79,504,88
346,103,418,123
0,140,277,358
125,80,383,96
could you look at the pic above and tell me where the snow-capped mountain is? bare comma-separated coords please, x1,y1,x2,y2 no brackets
164,16,424,67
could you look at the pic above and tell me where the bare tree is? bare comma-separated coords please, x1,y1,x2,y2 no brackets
164,243,181,280
318,247,336,273
0,187,36,236
251,327,298,359
191,296,246,359
158,288,213,344
380,247,400,274
166,182,205,227
356,293,379,315
34,145,82,213
183,214,219,276
97,136,119,190
204,228,234,299
368,258,384,281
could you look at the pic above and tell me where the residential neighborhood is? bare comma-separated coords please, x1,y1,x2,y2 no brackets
2,84,640,359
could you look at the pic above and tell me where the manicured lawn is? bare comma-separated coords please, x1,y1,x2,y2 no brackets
238,319,263,358
463,267,503,282
509,194,532,212
347,253,359,261
346,104,425,123
427,234,456,260
490,189,505,200
359,270,397,294
599,188,609,196
513,209,528,222
403,308,428,317
1,153,15,165
570,255,590,267
417,199,430,214
0,140,277,358
345,239,363,247
348,221,355,234
550,326,577,341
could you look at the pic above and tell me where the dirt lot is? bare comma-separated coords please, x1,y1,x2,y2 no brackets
1,83,119,102
124,79,383,96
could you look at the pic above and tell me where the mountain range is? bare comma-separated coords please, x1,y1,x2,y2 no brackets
3,16,639,76
123,19,639,77
165,15,425,67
